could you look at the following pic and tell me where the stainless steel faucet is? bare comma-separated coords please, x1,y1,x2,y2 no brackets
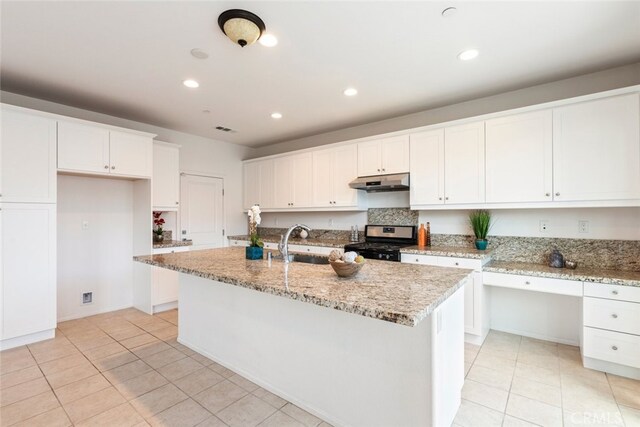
279,224,312,264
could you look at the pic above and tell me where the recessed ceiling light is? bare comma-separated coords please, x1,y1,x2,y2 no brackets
190,48,209,59
343,88,358,97
271,112,283,119
441,7,457,17
457,49,479,61
183,79,200,88
259,34,278,47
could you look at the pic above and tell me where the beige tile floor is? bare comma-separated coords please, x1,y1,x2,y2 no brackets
1,309,638,426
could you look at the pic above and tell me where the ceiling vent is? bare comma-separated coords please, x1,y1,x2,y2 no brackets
215,126,235,132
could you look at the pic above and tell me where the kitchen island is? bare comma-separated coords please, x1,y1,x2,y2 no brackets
134,247,473,427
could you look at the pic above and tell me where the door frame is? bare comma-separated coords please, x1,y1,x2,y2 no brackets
179,171,226,247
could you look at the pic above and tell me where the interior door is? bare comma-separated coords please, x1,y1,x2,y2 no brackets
180,175,224,249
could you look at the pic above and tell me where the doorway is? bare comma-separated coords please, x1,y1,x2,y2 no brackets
180,174,225,249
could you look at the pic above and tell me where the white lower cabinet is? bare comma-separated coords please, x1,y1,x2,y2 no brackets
582,283,640,374
151,246,190,312
0,203,56,349
483,272,583,296
400,254,488,342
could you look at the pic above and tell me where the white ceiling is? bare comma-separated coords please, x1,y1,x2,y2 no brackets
2,1,639,147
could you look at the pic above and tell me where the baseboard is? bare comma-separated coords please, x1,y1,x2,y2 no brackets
0,329,55,351
465,330,489,346
153,301,178,313
57,303,135,322
490,326,580,346
583,356,640,380
177,337,344,427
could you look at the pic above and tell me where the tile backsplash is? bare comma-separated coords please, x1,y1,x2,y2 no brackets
367,208,418,226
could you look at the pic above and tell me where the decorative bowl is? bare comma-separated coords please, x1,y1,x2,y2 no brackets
330,260,364,278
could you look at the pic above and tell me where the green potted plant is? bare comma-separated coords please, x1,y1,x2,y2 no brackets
469,210,491,250
153,211,165,243
246,205,264,260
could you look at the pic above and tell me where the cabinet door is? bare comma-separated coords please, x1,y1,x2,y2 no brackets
444,122,486,204
109,131,152,178
312,149,334,207
553,94,640,201
1,203,56,340
153,267,179,305
380,135,410,174
1,109,57,203
273,156,293,208
57,121,110,174
291,153,314,208
410,130,445,205
153,143,180,209
258,159,275,209
243,162,260,210
357,140,381,177
332,144,359,206
486,110,553,203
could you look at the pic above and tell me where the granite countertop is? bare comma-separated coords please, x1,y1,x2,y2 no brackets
227,235,352,249
153,240,193,249
485,260,640,288
134,247,473,327
400,245,493,260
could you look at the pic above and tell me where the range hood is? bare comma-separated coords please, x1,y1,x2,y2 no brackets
349,173,410,193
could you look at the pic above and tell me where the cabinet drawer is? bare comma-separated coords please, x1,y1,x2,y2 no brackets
583,327,640,368
438,257,483,271
400,254,439,266
229,240,249,247
152,246,190,255
483,272,583,296
584,282,640,303
584,297,640,336
289,245,337,256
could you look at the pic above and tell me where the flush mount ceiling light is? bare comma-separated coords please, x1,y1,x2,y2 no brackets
457,49,479,61
218,9,266,47
183,79,200,88
343,88,358,97
271,112,283,119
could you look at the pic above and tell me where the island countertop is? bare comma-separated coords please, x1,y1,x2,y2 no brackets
134,247,473,327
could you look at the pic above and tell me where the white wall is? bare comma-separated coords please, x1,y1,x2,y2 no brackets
57,175,135,320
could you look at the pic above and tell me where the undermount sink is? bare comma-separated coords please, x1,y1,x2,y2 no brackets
290,254,330,265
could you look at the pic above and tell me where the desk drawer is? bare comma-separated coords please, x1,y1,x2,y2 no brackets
153,246,190,255
400,254,439,266
483,272,583,296
584,282,640,303
583,327,640,368
584,297,640,336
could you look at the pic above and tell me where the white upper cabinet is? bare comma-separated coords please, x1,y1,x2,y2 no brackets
357,135,409,176
1,107,57,203
272,153,314,209
109,131,152,178
243,159,274,210
57,121,110,174
410,129,445,206
312,144,358,207
58,121,152,179
553,94,640,202
153,142,180,210
444,121,485,204
485,110,553,203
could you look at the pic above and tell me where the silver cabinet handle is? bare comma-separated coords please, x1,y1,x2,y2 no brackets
445,197,449,200
104,165,109,169
377,168,381,172
416,258,419,262
555,192,560,196
382,168,386,172
111,166,115,170
612,290,619,295
612,314,618,319
176,201,179,205
612,345,618,351
455,262,459,266
525,281,531,285
545,193,550,197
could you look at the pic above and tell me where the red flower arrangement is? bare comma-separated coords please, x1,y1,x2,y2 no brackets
153,211,165,237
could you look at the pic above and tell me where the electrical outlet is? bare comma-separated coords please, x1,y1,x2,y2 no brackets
82,292,93,304
539,220,549,232
329,219,334,227
275,218,279,226
579,220,589,233
82,220,89,230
